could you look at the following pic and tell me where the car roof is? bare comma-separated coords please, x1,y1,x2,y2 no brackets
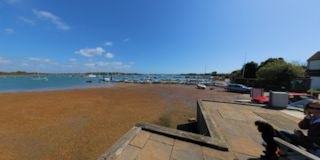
229,84,242,86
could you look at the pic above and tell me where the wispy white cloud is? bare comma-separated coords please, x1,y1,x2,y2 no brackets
0,57,11,65
28,57,57,65
105,52,114,59
123,37,130,42
4,28,15,34
68,58,78,65
113,61,123,65
0,56,133,72
75,47,105,57
19,16,35,25
84,62,96,67
28,57,49,62
32,9,70,31
69,58,77,62
105,41,113,46
110,61,132,70
21,63,29,66
83,61,132,70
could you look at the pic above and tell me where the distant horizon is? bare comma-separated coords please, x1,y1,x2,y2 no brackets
0,70,230,75
0,0,319,73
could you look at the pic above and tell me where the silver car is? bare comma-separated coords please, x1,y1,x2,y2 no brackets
226,84,252,93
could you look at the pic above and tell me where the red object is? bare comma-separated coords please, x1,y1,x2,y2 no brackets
288,92,309,97
252,92,310,104
253,96,269,103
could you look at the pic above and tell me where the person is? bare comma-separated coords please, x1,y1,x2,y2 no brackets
255,121,280,159
255,101,320,159
295,101,320,155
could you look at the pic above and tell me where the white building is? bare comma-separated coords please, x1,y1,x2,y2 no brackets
307,51,320,89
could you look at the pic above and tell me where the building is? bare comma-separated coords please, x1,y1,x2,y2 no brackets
307,51,320,89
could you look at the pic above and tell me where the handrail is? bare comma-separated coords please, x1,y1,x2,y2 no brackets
274,137,320,160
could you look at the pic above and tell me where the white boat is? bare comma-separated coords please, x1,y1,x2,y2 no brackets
87,74,97,78
103,77,111,82
144,79,152,84
196,83,206,89
32,73,48,81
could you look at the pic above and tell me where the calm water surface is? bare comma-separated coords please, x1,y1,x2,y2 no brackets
0,74,209,93
0,75,111,93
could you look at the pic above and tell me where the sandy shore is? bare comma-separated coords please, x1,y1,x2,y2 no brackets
0,83,249,160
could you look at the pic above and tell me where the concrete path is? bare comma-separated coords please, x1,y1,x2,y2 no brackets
200,101,302,159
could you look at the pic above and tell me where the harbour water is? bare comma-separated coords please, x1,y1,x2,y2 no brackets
0,75,112,93
0,74,212,93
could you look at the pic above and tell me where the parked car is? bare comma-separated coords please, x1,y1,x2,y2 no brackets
225,84,251,93
196,83,206,89
213,81,228,88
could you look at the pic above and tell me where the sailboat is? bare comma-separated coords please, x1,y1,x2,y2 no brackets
32,72,48,81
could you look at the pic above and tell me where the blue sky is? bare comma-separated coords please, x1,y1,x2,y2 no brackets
0,0,319,73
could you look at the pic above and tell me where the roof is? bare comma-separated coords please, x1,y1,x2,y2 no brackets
308,51,320,61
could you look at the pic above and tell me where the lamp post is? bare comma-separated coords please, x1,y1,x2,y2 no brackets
242,53,247,78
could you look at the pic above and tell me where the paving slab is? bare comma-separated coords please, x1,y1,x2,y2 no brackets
281,110,304,119
255,112,300,131
129,130,151,148
139,139,172,160
115,145,141,160
202,146,235,160
218,109,248,122
149,133,174,146
171,139,204,160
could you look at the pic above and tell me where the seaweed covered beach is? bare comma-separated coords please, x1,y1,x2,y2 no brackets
0,83,248,160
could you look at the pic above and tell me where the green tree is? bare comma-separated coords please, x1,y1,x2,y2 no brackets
256,60,305,89
242,61,258,78
230,69,242,79
230,61,258,79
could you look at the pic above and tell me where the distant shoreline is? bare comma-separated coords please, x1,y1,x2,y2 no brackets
0,71,225,76
0,71,142,76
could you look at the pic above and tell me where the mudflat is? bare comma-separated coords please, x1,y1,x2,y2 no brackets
0,83,248,160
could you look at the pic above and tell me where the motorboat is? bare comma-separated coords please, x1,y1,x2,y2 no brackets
104,77,111,81
196,83,206,89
